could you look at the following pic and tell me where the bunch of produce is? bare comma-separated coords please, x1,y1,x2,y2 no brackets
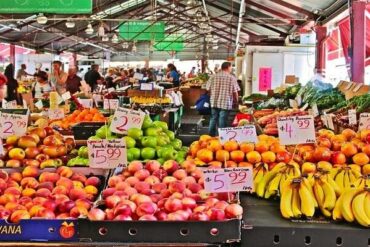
131,96,172,105
0,167,101,222
87,160,243,221
1,127,75,168
242,93,269,103
255,109,307,135
50,108,106,129
66,146,89,167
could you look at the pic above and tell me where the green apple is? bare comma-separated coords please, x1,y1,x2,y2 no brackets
157,158,165,165
88,135,101,140
124,136,136,148
141,136,158,148
157,135,170,146
128,147,141,160
153,121,168,131
107,135,118,140
78,146,89,159
141,147,156,160
67,157,77,166
175,157,185,164
144,127,162,136
162,149,178,161
96,125,112,139
81,158,89,166
176,150,187,159
142,115,153,129
127,128,143,140
127,152,134,162
181,146,189,153
171,139,182,151
165,130,175,141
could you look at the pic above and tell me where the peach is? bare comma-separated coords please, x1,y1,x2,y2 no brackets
56,177,74,190
22,188,36,197
314,147,332,162
22,166,39,178
301,162,316,175
70,206,88,218
152,169,168,180
341,142,358,157
21,177,39,189
58,200,76,213
255,141,269,153
102,188,116,199
36,208,56,219
9,209,30,223
124,187,137,197
114,203,132,216
5,202,21,211
207,208,225,220
69,188,87,200
108,175,123,187
170,192,183,199
38,181,54,191
173,169,187,180
57,166,73,178
52,185,69,195
134,181,150,193
71,173,87,184
167,212,185,221
188,183,202,193
190,212,210,221
261,151,276,163
35,188,51,198
205,198,219,208
73,181,84,189
117,200,137,213
240,142,254,153
144,175,160,185
169,181,186,193
331,151,347,165
155,211,168,221
162,176,177,184
152,183,167,193
39,172,60,183
181,197,196,209
43,200,57,211
191,168,203,180
115,181,130,191
56,213,71,219
164,198,182,212
214,201,229,211
106,195,121,208
182,176,197,185
84,185,98,195
30,205,45,217
225,203,243,218
127,161,144,174
181,160,197,173
10,172,22,183
88,208,106,221
163,160,179,174
139,214,157,221
7,180,20,188
85,176,101,187
134,169,150,181
352,153,369,166
230,150,245,163
132,194,152,205
246,151,262,164
33,196,49,206
53,194,69,205
196,149,213,163
125,176,139,187
207,139,222,152
145,160,161,173
4,187,21,197
113,215,132,221
136,202,158,217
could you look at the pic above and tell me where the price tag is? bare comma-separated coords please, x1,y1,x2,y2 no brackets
0,139,4,157
87,139,127,169
277,115,315,145
289,99,298,108
78,99,93,108
62,91,71,101
295,95,302,106
218,125,258,144
0,113,28,138
2,100,17,109
311,103,319,117
140,83,153,91
35,100,43,110
203,167,253,193
103,99,119,110
348,109,357,125
110,108,145,134
359,113,370,131
48,108,65,120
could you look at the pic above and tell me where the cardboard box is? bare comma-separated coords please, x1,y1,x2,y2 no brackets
285,75,299,84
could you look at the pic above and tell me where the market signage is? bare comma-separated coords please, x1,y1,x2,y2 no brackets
87,139,127,169
0,0,92,14
119,21,165,41
154,34,184,51
218,125,258,144
277,115,316,145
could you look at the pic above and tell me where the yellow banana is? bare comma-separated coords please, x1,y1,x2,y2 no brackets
335,170,345,192
299,182,316,217
280,180,294,219
351,191,370,227
353,177,366,190
314,180,332,218
307,174,315,187
326,175,342,196
343,170,351,190
340,188,359,222
349,165,362,178
330,167,340,179
256,163,285,197
291,186,302,218
253,167,265,189
302,177,318,208
321,179,336,210
279,173,288,194
364,192,370,220
348,171,358,186
265,172,282,199
333,192,344,221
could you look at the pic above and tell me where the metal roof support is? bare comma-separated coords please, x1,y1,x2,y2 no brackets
269,0,315,18
314,25,327,76
235,0,245,54
350,0,366,83
244,0,293,22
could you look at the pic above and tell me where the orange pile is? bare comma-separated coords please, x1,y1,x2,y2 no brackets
50,108,106,129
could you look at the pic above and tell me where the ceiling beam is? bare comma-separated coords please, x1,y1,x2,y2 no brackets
269,0,315,18
244,0,293,21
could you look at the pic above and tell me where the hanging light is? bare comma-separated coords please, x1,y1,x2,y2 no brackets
85,23,94,35
212,45,219,50
36,13,48,24
111,34,119,43
212,38,219,44
205,34,212,42
122,42,129,49
98,23,105,37
102,35,109,42
65,20,75,28
187,0,196,6
132,42,137,52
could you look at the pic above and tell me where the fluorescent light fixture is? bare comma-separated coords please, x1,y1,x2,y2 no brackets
98,24,105,37
111,34,119,43
102,35,109,42
36,13,47,24
85,23,94,34
65,20,75,28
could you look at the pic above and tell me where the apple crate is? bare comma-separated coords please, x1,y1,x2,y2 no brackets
71,122,106,140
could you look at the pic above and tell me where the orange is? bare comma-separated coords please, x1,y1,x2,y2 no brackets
208,161,223,168
225,160,238,168
215,150,230,162
255,141,269,153
230,150,245,163
89,108,99,114
84,114,93,121
261,151,276,163
196,148,213,163
238,162,253,168
239,142,254,153
361,144,370,156
341,142,358,157
341,129,357,141
270,143,286,153
207,139,223,152
190,141,201,157
199,135,212,142
362,164,370,175
352,153,369,166
258,134,269,142
223,140,239,152
246,151,262,164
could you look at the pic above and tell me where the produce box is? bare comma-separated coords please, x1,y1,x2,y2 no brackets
71,122,106,140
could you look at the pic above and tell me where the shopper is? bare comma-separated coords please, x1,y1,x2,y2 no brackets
165,63,180,87
188,67,196,78
33,71,53,99
50,61,68,95
4,64,19,102
16,64,30,80
113,69,129,86
206,62,240,136
0,72,7,106
66,67,82,95
84,64,102,91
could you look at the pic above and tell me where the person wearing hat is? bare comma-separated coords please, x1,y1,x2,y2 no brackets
33,71,53,99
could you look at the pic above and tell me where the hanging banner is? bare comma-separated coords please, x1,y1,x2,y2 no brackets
0,0,92,14
154,35,184,52
258,67,272,91
119,21,165,41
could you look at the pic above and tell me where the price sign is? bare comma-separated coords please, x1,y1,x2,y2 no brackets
48,108,65,120
0,139,4,157
203,167,253,193
62,91,71,101
311,103,319,117
2,100,17,109
295,95,302,106
348,109,357,125
0,113,28,138
277,115,315,145
140,83,153,91
359,113,370,131
35,100,43,110
289,99,298,108
78,99,93,108
218,125,258,144
103,99,119,110
110,108,145,134
87,139,127,169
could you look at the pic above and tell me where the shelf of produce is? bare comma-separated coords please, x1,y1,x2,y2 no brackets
240,194,369,247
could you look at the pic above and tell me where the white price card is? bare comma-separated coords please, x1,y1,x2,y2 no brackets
103,99,119,110
359,113,370,131
295,95,302,106
218,125,258,144
78,99,93,108
0,139,4,157
203,167,253,193
0,113,28,138
62,91,71,101
311,103,319,117
289,99,298,108
348,109,357,125
110,108,145,134
35,100,43,110
87,139,127,169
140,83,153,91
277,115,316,145
48,108,65,120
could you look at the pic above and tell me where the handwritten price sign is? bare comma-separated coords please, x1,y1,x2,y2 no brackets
103,99,119,110
359,113,370,131
277,115,315,145
0,113,28,138
48,108,65,120
218,125,258,144
203,167,253,193
0,139,4,157
87,139,127,169
78,99,93,108
110,108,145,134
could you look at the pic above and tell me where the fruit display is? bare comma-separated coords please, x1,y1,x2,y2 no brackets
1,127,76,168
0,167,102,222
66,146,89,167
87,160,243,221
50,108,106,130
131,96,172,105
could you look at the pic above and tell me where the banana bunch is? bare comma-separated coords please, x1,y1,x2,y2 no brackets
131,96,171,104
312,174,340,217
333,185,370,227
280,177,317,219
330,165,362,193
253,162,269,192
255,162,301,199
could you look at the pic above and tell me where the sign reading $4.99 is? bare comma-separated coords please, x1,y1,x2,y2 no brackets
277,115,315,145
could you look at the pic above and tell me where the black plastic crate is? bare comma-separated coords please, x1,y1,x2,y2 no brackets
78,219,241,244
71,122,106,140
